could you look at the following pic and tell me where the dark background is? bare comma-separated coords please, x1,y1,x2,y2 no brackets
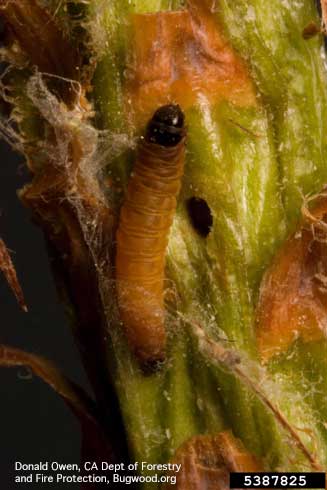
0,140,90,488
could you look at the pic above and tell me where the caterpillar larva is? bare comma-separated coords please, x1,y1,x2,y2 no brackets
116,104,186,367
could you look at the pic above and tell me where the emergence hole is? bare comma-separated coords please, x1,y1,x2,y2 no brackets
187,197,213,237
66,2,87,20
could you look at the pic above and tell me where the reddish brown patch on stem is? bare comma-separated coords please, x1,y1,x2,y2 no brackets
165,431,262,490
0,238,27,311
126,7,256,126
257,187,327,361
302,21,321,40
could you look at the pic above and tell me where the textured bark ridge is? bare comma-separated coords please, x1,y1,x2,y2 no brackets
1,0,327,488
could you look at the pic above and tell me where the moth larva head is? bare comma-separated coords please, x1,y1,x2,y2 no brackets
146,104,185,147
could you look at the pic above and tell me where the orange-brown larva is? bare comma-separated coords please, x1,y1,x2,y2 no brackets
115,104,186,367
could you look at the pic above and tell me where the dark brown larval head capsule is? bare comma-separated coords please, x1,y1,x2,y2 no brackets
145,104,185,147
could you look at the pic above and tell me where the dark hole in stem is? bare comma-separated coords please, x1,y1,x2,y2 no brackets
66,2,88,20
141,357,165,376
187,197,213,237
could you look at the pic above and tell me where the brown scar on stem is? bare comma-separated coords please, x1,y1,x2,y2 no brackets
256,186,327,362
302,21,322,40
164,431,262,490
0,238,27,311
125,5,256,127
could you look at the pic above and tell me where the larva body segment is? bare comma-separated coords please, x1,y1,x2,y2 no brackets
116,105,186,366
